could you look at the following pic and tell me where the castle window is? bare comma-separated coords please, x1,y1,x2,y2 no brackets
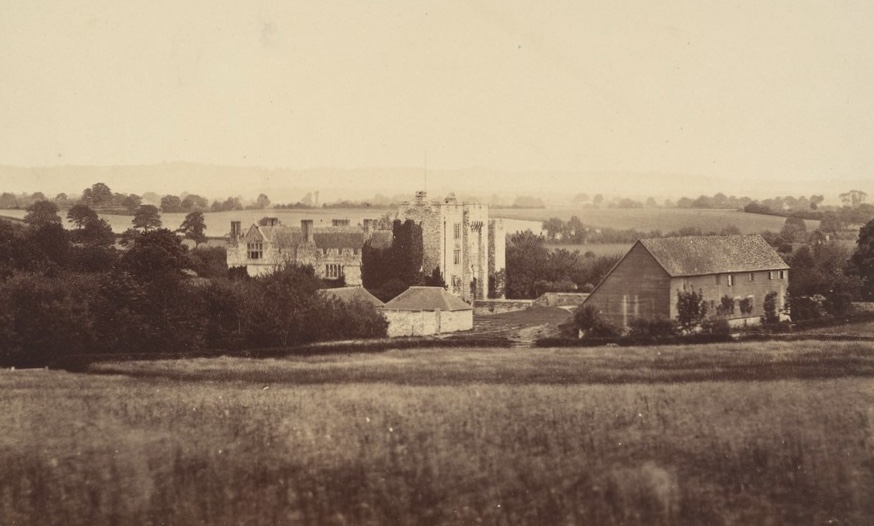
453,249,461,265
453,223,461,239
325,264,342,279
247,242,263,260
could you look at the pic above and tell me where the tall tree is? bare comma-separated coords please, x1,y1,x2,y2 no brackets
67,204,99,229
505,230,550,299
160,195,183,213
178,211,207,246
542,217,565,241
851,218,874,300
132,204,162,231
23,200,61,229
256,193,271,209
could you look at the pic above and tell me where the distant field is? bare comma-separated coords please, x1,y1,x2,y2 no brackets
1,208,544,237
549,242,631,256
492,207,821,234
2,341,872,525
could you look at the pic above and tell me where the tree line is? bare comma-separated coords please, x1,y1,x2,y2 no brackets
0,201,387,367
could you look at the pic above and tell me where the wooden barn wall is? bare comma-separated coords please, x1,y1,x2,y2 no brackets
583,244,672,327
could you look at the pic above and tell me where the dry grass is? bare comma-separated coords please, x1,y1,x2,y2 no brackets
2,341,873,525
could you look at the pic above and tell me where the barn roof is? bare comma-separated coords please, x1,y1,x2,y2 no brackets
383,286,472,311
317,286,385,307
639,235,789,277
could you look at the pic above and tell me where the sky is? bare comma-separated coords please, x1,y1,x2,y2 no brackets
1,1,873,196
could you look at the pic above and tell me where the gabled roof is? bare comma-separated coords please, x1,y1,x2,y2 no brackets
241,222,364,250
639,235,789,277
317,286,384,307
383,286,472,311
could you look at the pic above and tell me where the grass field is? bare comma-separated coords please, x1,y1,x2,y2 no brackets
492,207,821,234
3,341,873,525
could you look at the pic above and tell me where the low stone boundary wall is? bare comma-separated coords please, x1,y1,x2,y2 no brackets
473,299,535,315
534,292,589,308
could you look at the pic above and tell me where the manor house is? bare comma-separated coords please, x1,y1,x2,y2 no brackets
396,191,506,302
226,217,383,284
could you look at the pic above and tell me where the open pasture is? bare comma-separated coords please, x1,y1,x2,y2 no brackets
2,341,873,525
492,207,820,234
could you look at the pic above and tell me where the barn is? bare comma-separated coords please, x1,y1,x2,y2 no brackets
382,286,473,337
582,235,790,328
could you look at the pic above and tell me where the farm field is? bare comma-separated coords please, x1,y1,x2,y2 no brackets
3,341,873,525
492,207,821,234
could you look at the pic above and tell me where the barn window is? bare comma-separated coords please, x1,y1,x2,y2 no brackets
715,275,721,285
778,270,785,279
247,242,263,260
727,274,734,287
749,272,754,282
768,271,774,280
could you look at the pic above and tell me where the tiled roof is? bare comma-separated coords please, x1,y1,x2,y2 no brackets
383,286,472,311
243,222,364,250
317,286,385,307
313,230,364,249
639,235,789,277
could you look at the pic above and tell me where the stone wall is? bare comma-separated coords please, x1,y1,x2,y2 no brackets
534,292,589,308
473,299,534,315
383,309,473,337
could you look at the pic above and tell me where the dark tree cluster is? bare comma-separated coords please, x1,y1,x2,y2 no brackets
0,202,387,367
362,219,442,301
505,231,621,299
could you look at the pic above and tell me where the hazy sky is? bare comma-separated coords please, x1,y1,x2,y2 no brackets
1,1,872,187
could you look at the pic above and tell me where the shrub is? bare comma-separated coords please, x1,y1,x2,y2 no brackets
716,295,735,316
762,291,780,324
572,305,621,338
676,288,708,333
700,317,731,335
628,317,678,338
739,297,753,315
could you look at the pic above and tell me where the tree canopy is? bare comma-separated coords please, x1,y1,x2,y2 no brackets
132,205,162,231
178,211,207,246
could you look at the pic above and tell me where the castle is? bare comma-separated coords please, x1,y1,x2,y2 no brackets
226,191,506,301
395,191,505,302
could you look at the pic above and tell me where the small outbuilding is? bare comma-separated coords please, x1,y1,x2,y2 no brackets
317,286,385,308
382,286,473,337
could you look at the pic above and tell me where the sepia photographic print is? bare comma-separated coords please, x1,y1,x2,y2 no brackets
1,1,873,524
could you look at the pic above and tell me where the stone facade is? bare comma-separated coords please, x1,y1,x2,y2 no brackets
395,191,505,302
383,309,473,337
226,217,364,284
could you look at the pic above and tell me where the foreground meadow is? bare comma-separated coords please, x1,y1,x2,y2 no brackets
2,342,873,525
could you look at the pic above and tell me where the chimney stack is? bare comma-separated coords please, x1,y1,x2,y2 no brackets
301,219,314,244
231,221,241,238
